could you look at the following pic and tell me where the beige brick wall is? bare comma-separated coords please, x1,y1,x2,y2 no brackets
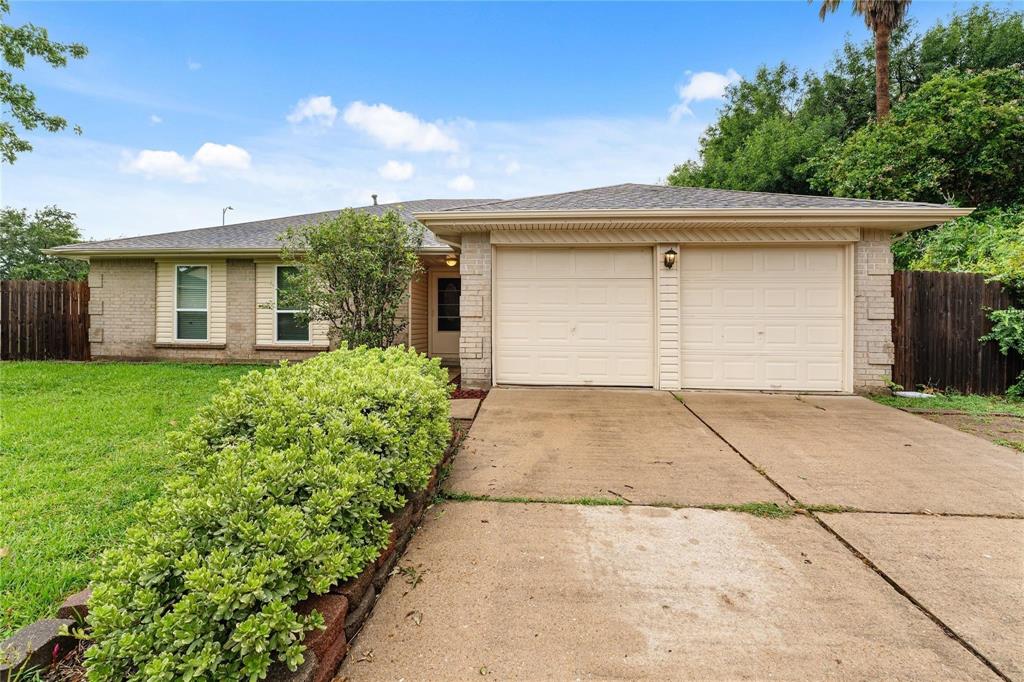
89,258,328,363
853,230,895,393
458,233,492,388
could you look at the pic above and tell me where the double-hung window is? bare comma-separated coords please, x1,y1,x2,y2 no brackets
276,265,309,342
175,265,208,340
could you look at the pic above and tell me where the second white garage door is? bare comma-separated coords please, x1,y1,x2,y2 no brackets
680,246,848,392
494,247,654,386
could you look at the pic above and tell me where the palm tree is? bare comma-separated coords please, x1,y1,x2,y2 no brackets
817,0,912,120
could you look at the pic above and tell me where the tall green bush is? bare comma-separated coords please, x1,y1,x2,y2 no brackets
84,347,451,681
981,308,1024,397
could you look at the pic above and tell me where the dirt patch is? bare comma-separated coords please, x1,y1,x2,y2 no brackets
917,412,1024,453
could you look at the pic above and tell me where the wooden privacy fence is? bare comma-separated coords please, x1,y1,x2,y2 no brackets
892,271,1023,394
0,280,90,361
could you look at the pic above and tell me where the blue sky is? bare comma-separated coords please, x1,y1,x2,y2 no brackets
1,1,999,240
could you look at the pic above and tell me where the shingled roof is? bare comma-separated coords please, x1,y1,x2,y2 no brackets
49,198,498,254
51,184,963,256
437,183,951,212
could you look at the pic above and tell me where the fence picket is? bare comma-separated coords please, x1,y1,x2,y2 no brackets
892,271,1023,394
0,280,90,361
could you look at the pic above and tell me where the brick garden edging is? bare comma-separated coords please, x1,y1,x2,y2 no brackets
1,410,473,682
266,422,468,682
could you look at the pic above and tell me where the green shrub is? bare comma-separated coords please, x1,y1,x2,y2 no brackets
84,347,451,681
982,307,1024,397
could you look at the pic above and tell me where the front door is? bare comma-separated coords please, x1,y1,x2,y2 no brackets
429,273,461,360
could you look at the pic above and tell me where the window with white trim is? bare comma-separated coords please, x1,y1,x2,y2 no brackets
175,265,208,341
276,265,310,342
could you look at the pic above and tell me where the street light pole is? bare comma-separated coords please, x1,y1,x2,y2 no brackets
222,206,234,226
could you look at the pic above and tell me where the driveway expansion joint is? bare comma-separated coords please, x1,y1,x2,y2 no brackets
674,395,797,504
680,395,1014,682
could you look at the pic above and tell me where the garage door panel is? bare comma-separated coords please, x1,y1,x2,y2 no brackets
806,287,843,311
681,246,847,392
495,247,654,387
722,251,756,272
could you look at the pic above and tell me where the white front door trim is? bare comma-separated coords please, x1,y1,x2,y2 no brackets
428,270,461,361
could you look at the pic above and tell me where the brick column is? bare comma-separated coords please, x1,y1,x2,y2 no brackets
853,230,895,393
459,233,492,388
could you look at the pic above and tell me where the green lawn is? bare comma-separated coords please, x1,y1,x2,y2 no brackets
871,392,1024,417
0,361,263,638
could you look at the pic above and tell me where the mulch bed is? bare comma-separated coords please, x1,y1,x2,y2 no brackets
45,640,87,682
451,388,488,400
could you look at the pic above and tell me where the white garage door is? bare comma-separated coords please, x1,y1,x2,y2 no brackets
494,247,654,386
680,246,847,391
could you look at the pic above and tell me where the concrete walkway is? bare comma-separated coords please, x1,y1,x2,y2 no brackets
339,389,1023,681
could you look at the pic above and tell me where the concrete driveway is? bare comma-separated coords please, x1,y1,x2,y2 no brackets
339,389,1023,681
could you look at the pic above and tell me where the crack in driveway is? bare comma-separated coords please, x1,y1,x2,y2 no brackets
680,396,1014,682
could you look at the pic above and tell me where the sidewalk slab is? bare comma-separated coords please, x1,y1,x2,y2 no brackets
826,513,1024,679
445,388,783,506
449,398,480,421
679,392,1024,515
338,502,992,681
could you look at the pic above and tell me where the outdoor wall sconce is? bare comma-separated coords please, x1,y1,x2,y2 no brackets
445,254,459,268
663,248,677,269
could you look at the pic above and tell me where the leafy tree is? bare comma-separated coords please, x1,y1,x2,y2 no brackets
669,6,1024,194
893,206,1024,285
918,5,1024,80
667,65,842,195
278,208,423,349
0,205,88,280
816,0,913,120
819,21,920,137
0,0,87,164
810,67,1024,207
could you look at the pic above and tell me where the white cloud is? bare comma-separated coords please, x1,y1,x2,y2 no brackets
187,58,202,71
378,160,415,181
505,160,521,175
343,101,459,153
447,174,475,192
671,68,741,120
193,142,251,170
122,149,200,182
446,154,471,169
122,142,251,182
286,95,338,127
149,114,163,125
19,105,709,241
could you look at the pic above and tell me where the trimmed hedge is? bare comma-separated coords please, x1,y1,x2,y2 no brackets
84,347,451,681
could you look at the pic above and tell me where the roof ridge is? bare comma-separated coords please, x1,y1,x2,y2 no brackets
445,183,639,210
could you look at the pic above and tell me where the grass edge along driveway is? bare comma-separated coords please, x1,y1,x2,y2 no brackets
0,361,262,638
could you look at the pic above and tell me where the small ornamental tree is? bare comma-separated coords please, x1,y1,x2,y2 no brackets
279,208,423,349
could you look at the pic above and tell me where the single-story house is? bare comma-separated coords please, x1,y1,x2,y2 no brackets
48,183,970,393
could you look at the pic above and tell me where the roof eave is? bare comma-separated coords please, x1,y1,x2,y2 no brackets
415,207,975,233
42,244,455,259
